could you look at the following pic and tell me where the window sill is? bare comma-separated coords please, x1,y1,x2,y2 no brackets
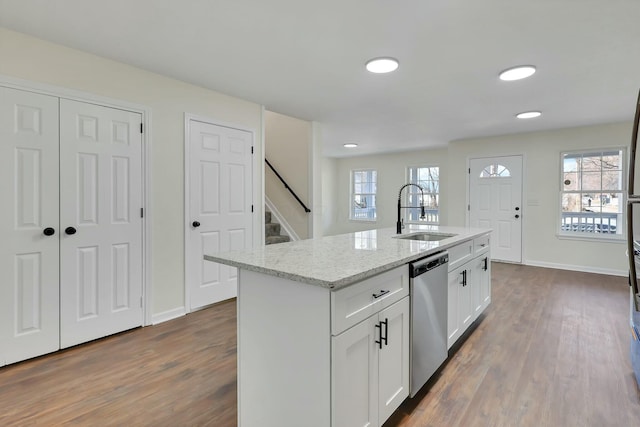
556,233,626,243
349,219,377,223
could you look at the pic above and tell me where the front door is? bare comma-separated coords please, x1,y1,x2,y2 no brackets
186,119,253,310
0,87,60,365
59,99,144,348
469,155,523,263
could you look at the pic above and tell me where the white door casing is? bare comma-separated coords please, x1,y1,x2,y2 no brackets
186,118,253,310
59,99,144,348
469,156,523,263
0,87,60,365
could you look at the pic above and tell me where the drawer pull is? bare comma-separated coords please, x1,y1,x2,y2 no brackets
372,290,390,299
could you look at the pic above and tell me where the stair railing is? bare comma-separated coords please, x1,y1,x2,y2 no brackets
265,158,311,213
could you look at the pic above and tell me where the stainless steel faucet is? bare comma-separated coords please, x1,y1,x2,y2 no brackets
397,183,426,234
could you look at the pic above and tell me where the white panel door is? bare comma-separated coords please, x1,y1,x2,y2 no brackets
59,99,143,348
0,87,60,365
186,120,253,310
469,156,523,263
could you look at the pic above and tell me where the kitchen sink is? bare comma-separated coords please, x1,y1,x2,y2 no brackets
394,232,457,242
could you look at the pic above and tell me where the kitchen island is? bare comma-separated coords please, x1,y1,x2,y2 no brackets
205,225,491,427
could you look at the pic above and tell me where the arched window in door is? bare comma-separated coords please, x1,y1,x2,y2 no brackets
479,164,511,178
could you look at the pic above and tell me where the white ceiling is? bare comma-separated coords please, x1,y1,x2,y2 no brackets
1,0,639,157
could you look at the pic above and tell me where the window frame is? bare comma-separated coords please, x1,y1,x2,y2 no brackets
405,165,440,225
349,169,377,222
558,147,626,241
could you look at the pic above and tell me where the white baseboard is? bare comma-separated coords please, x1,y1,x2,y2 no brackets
265,196,300,241
523,260,627,277
151,306,186,325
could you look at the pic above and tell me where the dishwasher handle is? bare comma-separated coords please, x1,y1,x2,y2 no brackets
410,252,449,277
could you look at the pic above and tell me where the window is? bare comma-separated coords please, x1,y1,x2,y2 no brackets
351,169,377,221
560,149,625,238
480,164,511,178
406,166,440,224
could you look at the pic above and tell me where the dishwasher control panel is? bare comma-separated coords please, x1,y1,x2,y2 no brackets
410,252,449,277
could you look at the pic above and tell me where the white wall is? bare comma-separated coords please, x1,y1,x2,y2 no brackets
321,157,339,236
0,27,264,317
325,122,630,275
312,122,326,238
264,111,311,239
448,122,630,275
326,149,449,236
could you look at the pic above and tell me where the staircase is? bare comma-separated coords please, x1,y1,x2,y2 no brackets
265,211,291,245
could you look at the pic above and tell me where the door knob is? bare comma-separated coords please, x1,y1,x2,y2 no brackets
65,226,77,235
43,227,55,236
192,221,201,228
515,214,520,219
515,207,520,211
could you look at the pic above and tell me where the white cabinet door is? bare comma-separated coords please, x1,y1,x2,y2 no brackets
378,297,410,423
447,266,462,349
0,87,60,365
471,251,492,320
478,254,491,311
448,264,472,349
448,241,491,350
59,99,143,348
186,119,253,310
460,266,473,332
471,256,484,320
332,316,378,427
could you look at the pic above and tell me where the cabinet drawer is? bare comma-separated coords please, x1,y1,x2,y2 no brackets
448,240,473,272
331,265,409,335
474,234,490,255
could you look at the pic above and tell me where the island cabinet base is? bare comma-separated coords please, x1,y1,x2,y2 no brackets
237,269,331,427
236,265,410,427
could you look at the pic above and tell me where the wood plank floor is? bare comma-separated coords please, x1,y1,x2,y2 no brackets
1,263,639,426
384,263,640,427
0,300,238,426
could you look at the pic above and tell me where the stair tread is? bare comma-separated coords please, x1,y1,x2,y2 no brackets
266,235,290,245
264,209,289,244
265,222,281,237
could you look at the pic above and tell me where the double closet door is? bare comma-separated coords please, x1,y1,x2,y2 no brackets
0,86,144,366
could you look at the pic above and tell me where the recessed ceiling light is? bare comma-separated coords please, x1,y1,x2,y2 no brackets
365,57,399,74
499,65,536,81
343,143,358,148
516,111,542,119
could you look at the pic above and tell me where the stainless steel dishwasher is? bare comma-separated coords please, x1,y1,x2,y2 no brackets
409,251,449,397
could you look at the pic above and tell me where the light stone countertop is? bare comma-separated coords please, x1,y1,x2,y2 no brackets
204,225,491,290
